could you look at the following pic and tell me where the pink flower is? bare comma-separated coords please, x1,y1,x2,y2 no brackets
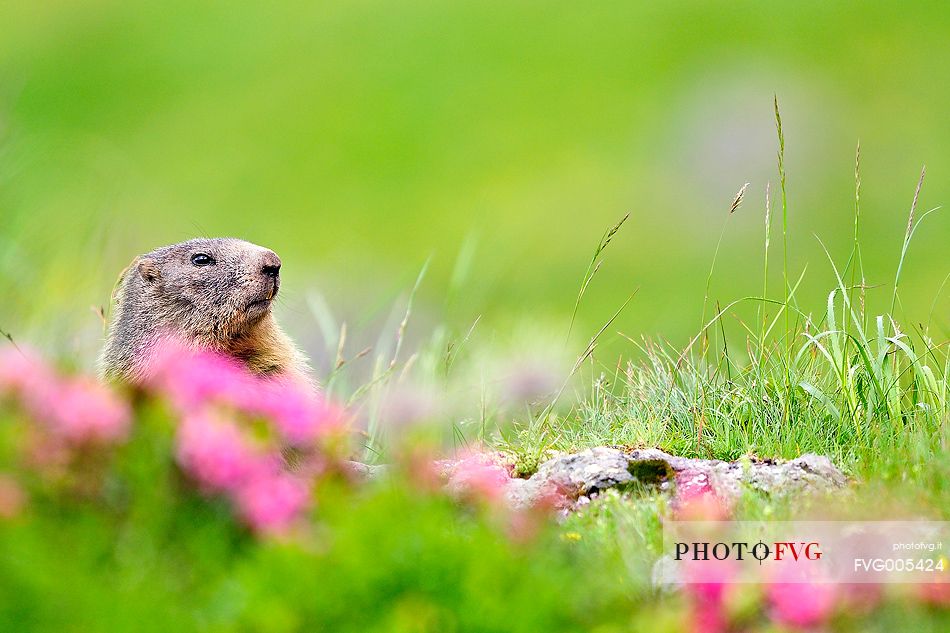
245,378,345,445
235,472,310,535
0,474,25,519
23,432,72,475
144,338,252,410
1,347,130,445
838,582,882,614
175,412,261,493
505,484,568,544
43,377,131,444
917,581,950,607
0,346,56,404
144,337,345,446
448,451,511,502
683,559,736,633
689,598,727,633
404,448,443,493
768,582,837,628
674,470,729,520
175,411,313,535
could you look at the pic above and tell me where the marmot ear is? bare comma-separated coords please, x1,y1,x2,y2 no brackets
137,258,161,284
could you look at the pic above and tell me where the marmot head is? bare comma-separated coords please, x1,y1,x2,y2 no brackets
133,238,283,339
101,238,308,383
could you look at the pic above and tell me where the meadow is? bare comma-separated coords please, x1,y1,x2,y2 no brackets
3,1,950,359
2,1,950,631
1,142,948,629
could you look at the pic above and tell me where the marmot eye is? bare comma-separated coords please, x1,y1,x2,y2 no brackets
190,253,215,267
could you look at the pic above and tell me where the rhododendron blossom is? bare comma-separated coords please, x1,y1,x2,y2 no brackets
768,581,837,628
673,470,730,520
449,451,511,502
45,377,131,443
917,581,950,607
142,338,253,410
134,337,335,535
1,346,130,445
235,471,310,535
0,474,25,519
175,411,312,533
143,337,344,446
684,559,736,633
175,412,263,493
0,346,56,405
245,377,345,445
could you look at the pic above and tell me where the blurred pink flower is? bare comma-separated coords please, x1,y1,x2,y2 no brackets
235,471,310,535
837,582,882,614
917,581,950,607
176,411,313,535
175,412,261,493
246,378,345,445
404,448,444,493
674,470,730,520
145,337,345,445
143,338,251,410
23,432,72,475
0,474,25,519
505,484,569,543
684,559,736,633
768,582,837,628
689,598,726,633
0,346,56,404
3,340,329,537
448,451,511,502
44,377,131,444
1,347,130,445
530,480,571,513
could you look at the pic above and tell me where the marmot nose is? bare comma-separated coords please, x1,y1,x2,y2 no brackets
261,251,281,278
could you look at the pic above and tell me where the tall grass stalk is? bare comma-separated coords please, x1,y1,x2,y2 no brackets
773,97,790,341
891,167,927,315
848,142,865,334
759,182,772,349
567,212,630,343
701,183,748,335
773,97,794,427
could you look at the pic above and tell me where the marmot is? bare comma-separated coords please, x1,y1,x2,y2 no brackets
99,238,311,384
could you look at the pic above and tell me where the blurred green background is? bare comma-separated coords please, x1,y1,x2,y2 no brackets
2,0,948,369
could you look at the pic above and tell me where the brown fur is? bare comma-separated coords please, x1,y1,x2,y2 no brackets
99,238,311,384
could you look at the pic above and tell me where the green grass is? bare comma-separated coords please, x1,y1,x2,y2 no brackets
303,118,950,526
320,176,949,506
2,402,947,632
3,3,950,629
274,128,950,631
2,144,949,630
498,106,946,493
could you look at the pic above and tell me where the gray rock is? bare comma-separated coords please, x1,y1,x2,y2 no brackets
343,447,849,512
533,447,637,496
504,477,550,510
790,453,849,486
511,447,848,509
343,460,389,481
